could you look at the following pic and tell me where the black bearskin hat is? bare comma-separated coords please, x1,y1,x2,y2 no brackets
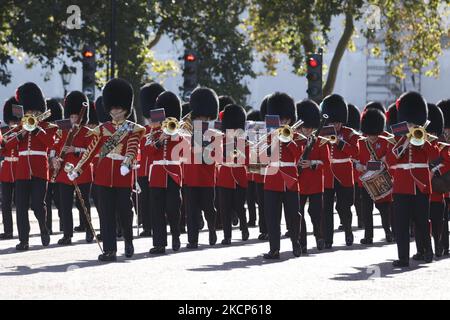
16,82,46,113
190,87,219,120
94,96,111,123
296,99,320,129
320,94,348,124
182,102,191,118
155,91,181,121
396,91,428,126
437,99,450,129
218,95,236,112
267,92,296,124
247,110,261,121
140,82,165,119
46,99,63,122
3,97,21,124
102,78,134,117
222,104,246,130
361,108,385,135
427,103,444,136
259,95,269,119
364,101,386,114
347,103,361,131
88,100,99,126
386,103,398,130
64,91,89,124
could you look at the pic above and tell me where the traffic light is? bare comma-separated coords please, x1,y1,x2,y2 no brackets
82,46,96,101
306,50,323,103
183,50,198,100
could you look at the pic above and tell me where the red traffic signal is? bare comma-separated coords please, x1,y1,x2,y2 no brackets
308,57,319,68
83,50,94,58
185,53,197,62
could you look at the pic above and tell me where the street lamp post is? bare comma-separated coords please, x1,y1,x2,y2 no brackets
60,64,72,98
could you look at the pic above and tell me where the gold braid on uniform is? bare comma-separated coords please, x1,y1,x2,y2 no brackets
122,124,145,167
74,126,102,174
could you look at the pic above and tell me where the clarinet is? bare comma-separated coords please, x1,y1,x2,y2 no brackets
298,114,328,174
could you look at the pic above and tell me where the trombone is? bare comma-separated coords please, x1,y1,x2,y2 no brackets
393,121,431,158
3,110,52,143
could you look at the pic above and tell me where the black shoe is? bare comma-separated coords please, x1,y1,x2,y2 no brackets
258,233,268,241
98,252,117,262
232,217,239,226
424,252,433,263
172,237,181,251
248,221,256,228
435,245,444,258
338,225,344,231
140,230,152,237
345,233,354,246
149,246,165,255
412,253,424,261
57,237,72,246
15,242,29,251
186,243,198,249
443,249,449,256
316,238,325,251
41,233,50,247
301,246,308,255
96,234,103,242
0,233,13,240
125,242,134,258
360,238,373,245
209,230,217,245
263,250,280,260
325,243,333,250
385,231,394,243
392,260,409,268
74,226,86,232
284,231,291,238
221,238,231,245
86,233,94,243
199,218,205,231
242,229,249,241
293,243,302,257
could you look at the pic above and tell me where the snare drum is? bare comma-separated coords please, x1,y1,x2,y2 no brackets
360,169,393,201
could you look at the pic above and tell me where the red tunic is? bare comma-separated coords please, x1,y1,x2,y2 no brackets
216,136,249,189
298,137,330,195
430,141,450,202
0,142,18,183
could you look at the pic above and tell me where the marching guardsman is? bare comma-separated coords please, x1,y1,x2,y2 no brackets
0,97,20,240
180,102,191,234
184,87,220,249
138,82,165,237
148,91,188,254
51,91,94,245
296,99,330,253
263,92,304,259
217,104,250,244
45,98,64,234
67,78,145,261
386,91,435,267
346,103,363,229
437,99,450,255
426,103,448,258
321,94,360,249
6,82,58,251
356,108,394,245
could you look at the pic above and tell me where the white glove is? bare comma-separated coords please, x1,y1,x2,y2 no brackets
67,171,79,181
120,165,131,176
355,163,366,173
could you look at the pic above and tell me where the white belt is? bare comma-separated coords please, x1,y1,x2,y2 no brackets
106,154,126,161
153,160,181,166
391,163,429,170
269,161,296,168
222,163,245,168
4,157,18,162
331,158,352,164
19,150,47,157
311,160,324,166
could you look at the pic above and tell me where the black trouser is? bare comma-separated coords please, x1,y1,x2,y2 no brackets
430,201,445,252
185,186,216,244
219,186,248,240
137,176,151,233
180,187,187,231
361,187,391,239
354,185,363,225
443,200,449,252
255,182,267,234
393,191,432,262
45,182,60,232
264,190,300,252
97,185,133,252
1,182,14,235
15,178,49,244
150,178,181,247
299,193,323,248
59,182,92,238
323,180,354,245
246,181,258,224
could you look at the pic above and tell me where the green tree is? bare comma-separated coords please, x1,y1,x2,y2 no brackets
247,0,449,97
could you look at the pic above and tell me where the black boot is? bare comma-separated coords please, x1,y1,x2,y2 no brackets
325,243,333,249
186,243,198,249
86,232,94,244
385,230,394,243
392,259,409,268
57,236,72,246
0,233,13,240
221,238,231,245
360,238,373,245
209,230,217,246
412,253,424,261
74,225,86,232
15,242,29,251
293,241,302,257
125,242,134,258
98,251,117,262
139,230,152,237
242,228,249,241
41,232,50,247
316,238,325,251
258,233,268,241
149,246,165,255
345,232,354,246
424,251,434,263
263,250,280,260
96,233,103,241
172,236,181,251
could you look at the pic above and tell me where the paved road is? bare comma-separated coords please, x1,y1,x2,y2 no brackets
1,207,450,300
